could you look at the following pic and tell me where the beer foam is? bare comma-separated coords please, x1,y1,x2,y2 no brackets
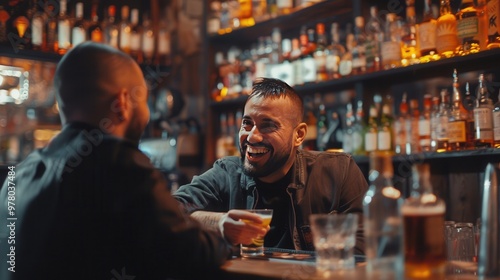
401,204,445,215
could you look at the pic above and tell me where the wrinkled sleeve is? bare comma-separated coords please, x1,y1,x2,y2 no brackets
173,158,234,213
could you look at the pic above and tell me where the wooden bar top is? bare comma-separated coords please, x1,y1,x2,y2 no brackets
217,257,499,280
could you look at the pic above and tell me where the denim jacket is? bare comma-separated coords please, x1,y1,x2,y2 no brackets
174,149,368,254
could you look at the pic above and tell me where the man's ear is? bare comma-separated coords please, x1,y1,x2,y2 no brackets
114,89,129,122
294,123,307,147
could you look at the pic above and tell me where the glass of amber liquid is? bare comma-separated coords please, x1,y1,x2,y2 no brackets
403,163,447,279
240,209,273,257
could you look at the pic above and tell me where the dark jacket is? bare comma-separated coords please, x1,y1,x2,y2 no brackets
173,149,368,254
0,123,232,280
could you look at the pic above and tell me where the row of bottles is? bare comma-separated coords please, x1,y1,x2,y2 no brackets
215,110,243,158
0,0,172,66
207,0,325,34
210,0,500,102
294,69,500,157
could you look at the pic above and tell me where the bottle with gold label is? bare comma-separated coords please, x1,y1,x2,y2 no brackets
381,13,402,70
417,0,438,62
448,69,468,150
436,0,459,58
239,0,254,27
456,0,488,55
401,0,419,67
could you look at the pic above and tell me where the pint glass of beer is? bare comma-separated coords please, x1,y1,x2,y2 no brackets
402,163,447,279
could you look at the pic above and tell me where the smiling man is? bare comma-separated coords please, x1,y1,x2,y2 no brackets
173,77,368,254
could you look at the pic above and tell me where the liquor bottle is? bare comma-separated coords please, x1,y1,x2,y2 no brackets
402,163,446,280
381,13,402,70
473,73,494,147
141,13,155,65
227,0,240,29
339,23,354,77
448,69,469,150
325,111,344,151
365,103,379,155
0,5,8,44
239,0,254,27
487,0,500,49
302,98,318,150
252,0,268,23
419,94,432,152
352,16,367,75
408,99,420,154
430,95,441,151
225,112,238,156
394,93,409,155
352,100,365,156
31,0,46,51
493,90,500,147
270,27,282,64
300,27,316,84
436,0,459,58
364,151,404,279
267,0,278,19
342,102,355,154
316,103,329,151
119,5,131,54
436,89,450,152
71,2,86,48
290,38,303,86
105,5,119,49
207,1,221,34
463,82,476,149
314,23,328,82
88,3,104,43
277,0,293,16
10,0,31,50
378,95,394,153
57,0,71,54
456,0,488,54
416,0,438,63
216,113,229,158
45,1,57,52
129,8,142,63
326,22,345,80
401,0,419,66
157,18,172,66
364,6,383,72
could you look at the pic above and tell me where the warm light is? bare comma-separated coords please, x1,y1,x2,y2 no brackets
382,186,401,199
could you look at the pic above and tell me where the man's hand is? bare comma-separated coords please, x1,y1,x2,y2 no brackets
218,209,269,245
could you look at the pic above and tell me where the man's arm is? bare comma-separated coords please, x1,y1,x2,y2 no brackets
191,210,269,246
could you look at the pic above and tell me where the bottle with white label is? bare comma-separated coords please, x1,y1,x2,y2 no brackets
57,0,71,54
71,2,86,48
473,74,494,148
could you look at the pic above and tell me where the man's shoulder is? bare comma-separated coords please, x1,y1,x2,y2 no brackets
298,149,354,162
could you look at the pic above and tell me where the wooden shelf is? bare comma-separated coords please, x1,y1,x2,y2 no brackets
0,45,171,74
353,148,500,165
208,0,353,45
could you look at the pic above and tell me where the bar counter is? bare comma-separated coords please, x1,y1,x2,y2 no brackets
217,256,499,280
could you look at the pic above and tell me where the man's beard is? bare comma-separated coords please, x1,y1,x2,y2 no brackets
240,145,290,178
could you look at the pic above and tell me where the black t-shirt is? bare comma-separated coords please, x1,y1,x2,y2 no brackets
254,171,294,249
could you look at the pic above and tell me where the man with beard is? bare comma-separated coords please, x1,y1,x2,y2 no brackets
173,78,368,254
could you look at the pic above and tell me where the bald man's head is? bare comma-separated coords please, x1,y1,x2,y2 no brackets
55,42,143,122
54,42,150,143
